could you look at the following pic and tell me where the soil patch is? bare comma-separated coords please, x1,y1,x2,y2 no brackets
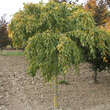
0,53,110,110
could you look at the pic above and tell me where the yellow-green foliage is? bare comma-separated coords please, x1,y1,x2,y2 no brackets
8,3,42,48
24,2,96,80
9,1,110,80
8,2,94,48
25,32,81,80
90,28,110,71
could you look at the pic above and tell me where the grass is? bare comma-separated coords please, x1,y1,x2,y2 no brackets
0,50,24,56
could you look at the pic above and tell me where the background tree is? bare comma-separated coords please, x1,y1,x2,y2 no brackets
85,0,109,26
85,0,110,35
85,0,97,15
0,15,9,48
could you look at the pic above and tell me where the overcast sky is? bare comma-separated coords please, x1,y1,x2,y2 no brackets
0,0,86,21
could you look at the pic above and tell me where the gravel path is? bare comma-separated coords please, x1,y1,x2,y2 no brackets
0,54,110,110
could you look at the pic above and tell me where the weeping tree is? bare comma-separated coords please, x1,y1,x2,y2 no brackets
24,2,82,109
8,1,110,109
24,2,97,109
25,32,81,109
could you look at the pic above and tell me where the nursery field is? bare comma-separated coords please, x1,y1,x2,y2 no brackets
1,0,110,110
0,50,110,110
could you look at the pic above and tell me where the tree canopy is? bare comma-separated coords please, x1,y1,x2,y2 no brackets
8,1,110,81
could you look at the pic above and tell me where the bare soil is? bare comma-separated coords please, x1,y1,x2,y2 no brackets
0,53,110,110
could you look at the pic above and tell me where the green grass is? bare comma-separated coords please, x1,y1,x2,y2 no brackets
0,51,24,56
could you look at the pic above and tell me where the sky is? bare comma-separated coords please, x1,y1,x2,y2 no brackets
0,0,86,21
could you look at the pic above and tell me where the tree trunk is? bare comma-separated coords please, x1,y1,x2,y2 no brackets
53,75,58,110
94,70,98,83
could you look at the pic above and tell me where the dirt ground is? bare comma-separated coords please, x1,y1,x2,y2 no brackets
0,54,110,110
